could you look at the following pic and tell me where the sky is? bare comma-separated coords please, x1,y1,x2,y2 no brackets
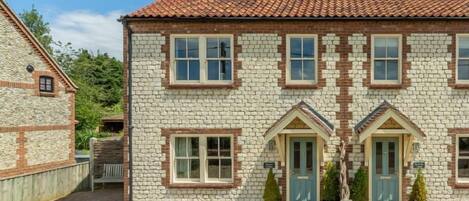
5,0,154,60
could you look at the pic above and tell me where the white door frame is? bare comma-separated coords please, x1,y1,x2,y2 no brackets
286,134,320,201
368,134,403,201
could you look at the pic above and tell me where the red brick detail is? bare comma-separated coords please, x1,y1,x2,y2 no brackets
123,26,130,201
158,33,241,89
363,34,410,90
0,125,71,133
278,34,326,89
32,71,62,97
68,93,76,162
160,128,242,189
448,128,469,189
17,132,26,169
401,161,411,200
336,33,353,141
278,162,287,201
0,81,35,89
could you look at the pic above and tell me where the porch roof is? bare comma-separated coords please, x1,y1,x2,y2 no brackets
355,101,426,143
264,101,334,142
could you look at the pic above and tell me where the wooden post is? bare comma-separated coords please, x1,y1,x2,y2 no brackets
90,138,96,192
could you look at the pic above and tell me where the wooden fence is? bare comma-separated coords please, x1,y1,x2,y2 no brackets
0,162,90,201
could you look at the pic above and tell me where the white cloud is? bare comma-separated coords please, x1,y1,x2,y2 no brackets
50,10,124,60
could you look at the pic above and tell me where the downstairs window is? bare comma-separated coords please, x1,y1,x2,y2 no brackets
172,135,233,183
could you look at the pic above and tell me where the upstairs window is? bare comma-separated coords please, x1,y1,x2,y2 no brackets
171,35,233,85
286,35,317,85
372,35,402,84
39,76,54,93
457,35,469,83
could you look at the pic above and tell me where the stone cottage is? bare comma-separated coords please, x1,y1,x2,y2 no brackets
0,1,77,178
121,0,469,200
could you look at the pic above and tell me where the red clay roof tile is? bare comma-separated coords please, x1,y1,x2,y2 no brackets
125,0,469,19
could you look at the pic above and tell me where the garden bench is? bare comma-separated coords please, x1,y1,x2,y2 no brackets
92,164,123,191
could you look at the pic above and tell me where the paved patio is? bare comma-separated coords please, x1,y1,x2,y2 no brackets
57,186,123,201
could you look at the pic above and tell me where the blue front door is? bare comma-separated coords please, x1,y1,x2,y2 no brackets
289,137,317,201
372,138,399,201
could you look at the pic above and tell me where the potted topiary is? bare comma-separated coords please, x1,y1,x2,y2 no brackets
263,168,281,201
350,167,368,201
409,169,427,201
321,162,340,201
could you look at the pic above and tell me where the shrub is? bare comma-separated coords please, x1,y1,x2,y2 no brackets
263,168,281,201
321,162,340,201
409,169,427,201
75,130,111,150
350,167,368,201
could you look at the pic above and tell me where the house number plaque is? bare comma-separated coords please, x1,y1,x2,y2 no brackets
264,162,276,169
413,161,425,169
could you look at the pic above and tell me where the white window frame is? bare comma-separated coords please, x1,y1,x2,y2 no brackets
170,134,234,184
172,137,201,183
457,134,469,183
456,34,469,84
371,34,403,85
170,34,234,85
286,34,319,85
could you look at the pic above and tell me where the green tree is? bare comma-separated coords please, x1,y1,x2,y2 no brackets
321,162,340,201
70,50,123,107
263,169,281,201
409,169,427,201
19,6,53,53
74,78,104,131
54,41,78,74
350,167,368,201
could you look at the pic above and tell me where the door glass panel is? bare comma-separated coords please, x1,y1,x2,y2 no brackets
293,142,301,174
306,142,313,173
376,142,382,174
388,142,396,175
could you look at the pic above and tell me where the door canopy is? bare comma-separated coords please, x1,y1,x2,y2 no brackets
264,101,334,142
355,101,426,143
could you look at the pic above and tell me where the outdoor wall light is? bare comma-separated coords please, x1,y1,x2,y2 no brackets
413,142,421,153
267,139,276,151
26,64,35,73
